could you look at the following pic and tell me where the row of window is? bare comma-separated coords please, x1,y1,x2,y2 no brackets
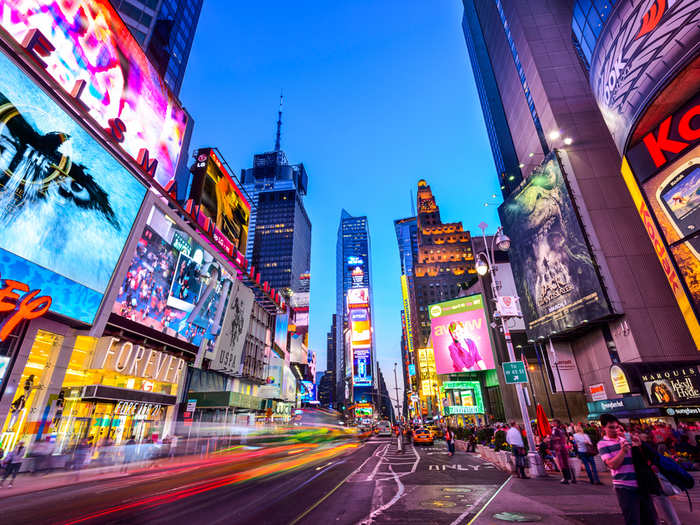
572,0,617,65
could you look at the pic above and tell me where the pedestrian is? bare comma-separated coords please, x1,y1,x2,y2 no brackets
31,436,54,475
597,413,658,525
551,420,574,484
506,421,529,479
445,427,455,456
573,424,602,485
0,442,26,488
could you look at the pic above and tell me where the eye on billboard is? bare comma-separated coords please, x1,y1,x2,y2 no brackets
0,48,145,324
428,294,495,375
347,287,369,309
353,346,372,387
498,153,612,339
1,1,188,189
350,308,371,346
112,205,231,346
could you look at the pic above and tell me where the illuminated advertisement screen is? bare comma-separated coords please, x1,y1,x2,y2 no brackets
300,380,316,402
350,308,371,346
112,206,230,346
347,287,369,309
190,149,250,252
499,153,611,338
353,347,372,387
0,49,145,324
428,295,495,375
347,255,367,287
1,0,188,188
289,333,307,363
274,312,289,355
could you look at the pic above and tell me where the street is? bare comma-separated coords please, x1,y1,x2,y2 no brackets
0,437,508,525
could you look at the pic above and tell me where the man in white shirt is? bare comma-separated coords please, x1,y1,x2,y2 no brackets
506,421,529,479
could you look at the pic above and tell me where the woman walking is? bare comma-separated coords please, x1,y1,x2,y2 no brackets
551,420,574,484
573,424,602,485
445,427,456,456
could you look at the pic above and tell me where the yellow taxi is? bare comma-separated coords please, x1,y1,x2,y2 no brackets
412,427,434,446
426,425,444,439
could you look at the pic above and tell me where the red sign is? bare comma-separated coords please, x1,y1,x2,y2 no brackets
0,274,51,341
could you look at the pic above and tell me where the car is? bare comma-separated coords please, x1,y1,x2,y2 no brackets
426,425,443,439
377,421,392,436
412,428,434,445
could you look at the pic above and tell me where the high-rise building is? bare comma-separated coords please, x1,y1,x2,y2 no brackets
461,0,699,421
241,114,310,297
110,0,202,95
327,314,337,377
336,210,375,411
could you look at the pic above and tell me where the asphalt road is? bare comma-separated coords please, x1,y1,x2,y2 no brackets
1,437,508,525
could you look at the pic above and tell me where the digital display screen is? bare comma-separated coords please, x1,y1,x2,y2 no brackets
1,0,188,188
350,308,371,346
660,166,700,222
0,49,145,324
274,312,289,355
112,206,230,346
353,347,372,387
429,295,495,375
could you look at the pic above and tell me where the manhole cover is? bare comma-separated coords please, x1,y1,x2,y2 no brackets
421,500,457,508
493,512,542,522
443,487,473,493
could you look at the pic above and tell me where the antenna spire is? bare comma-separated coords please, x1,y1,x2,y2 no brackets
275,90,283,152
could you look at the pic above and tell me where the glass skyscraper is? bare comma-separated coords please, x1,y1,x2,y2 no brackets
111,0,203,95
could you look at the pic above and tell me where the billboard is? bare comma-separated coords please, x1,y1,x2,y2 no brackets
589,0,700,153
274,311,289,355
499,154,612,339
347,255,367,288
0,0,188,188
352,347,372,387
289,333,307,364
259,356,283,399
622,89,700,347
300,380,316,402
210,279,254,373
350,308,371,346
0,48,145,324
428,295,494,375
347,287,369,309
113,205,230,346
442,380,485,415
188,149,250,252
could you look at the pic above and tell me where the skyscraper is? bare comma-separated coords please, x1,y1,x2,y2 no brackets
336,210,375,410
111,0,203,95
240,111,310,297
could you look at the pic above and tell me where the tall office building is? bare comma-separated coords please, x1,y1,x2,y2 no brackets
111,0,203,95
461,0,698,420
241,125,310,297
336,210,375,410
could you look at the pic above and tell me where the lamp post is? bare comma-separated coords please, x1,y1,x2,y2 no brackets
393,362,402,424
476,222,545,477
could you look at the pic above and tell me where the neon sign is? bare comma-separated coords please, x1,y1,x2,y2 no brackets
0,274,51,341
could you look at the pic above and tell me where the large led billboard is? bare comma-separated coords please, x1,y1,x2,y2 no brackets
112,205,230,346
1,0,188,188
499,153,612,339
428,295,495,375
352,347,372,387
0,48,145,324
347,287,369,309
350,308,371,346
274,311,289,355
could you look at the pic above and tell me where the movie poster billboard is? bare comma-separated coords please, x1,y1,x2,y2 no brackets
428,294,495,375
350,308,371,346
113,205,231,346
0,49,146,324
498,154,611,339
352,347,372,387
300,380,316,402
1,0,188,188
209,279,254,373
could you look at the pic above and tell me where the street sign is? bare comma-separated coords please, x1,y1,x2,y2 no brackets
186,399,197,412
502,361,528,384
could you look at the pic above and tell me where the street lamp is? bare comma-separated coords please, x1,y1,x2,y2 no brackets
476,222,546,477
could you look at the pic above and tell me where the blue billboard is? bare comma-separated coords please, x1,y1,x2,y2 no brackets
353,347,372,387
0,50,145,324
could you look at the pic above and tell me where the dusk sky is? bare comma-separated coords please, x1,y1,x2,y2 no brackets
179,1,502,404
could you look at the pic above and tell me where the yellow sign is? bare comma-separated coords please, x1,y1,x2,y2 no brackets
610,365,630,395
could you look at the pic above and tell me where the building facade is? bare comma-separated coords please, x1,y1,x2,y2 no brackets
111,0,203,95
462,0,700,423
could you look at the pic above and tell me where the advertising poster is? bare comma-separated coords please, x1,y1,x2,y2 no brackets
282,366,297,402
1,0,188,188
640,365,700,406
210,279,254,373
274,312,289,355
113,206,229,346
300,380,316,402
428,294,495,375
289,333,307,364
546,340,583,392
347,287,369,309
353,347,372,387
0,49,146,324
259,356,284,399
347,255,367,288
498,154,611,339
350,308,371,346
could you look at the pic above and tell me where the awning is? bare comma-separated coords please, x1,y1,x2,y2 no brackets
79,385,177,406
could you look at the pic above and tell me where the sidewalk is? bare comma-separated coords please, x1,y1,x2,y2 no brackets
471,471,700,524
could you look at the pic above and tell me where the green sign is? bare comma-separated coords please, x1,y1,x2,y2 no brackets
503,361,528,384
428,294,484,319
441,380,485,414
442,381,479,390
445,405,480,415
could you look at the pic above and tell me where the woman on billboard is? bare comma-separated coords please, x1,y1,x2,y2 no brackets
448,321,487,371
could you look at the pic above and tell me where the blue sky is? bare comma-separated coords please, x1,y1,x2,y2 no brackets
180,0,502,400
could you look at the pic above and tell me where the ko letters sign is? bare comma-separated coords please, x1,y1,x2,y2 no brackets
92,337,186,385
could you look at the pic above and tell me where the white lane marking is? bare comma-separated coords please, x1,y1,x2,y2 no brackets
449,476,513,525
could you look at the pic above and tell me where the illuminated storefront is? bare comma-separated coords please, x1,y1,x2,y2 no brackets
417,347,438,417
440,380,487,427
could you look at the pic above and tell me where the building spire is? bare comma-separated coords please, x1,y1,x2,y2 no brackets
275,90,283,152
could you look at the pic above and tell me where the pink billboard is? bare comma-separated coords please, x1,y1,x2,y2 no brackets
0,0,188,188
428,294,495,375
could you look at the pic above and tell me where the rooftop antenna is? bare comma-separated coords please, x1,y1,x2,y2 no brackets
274,90,283,152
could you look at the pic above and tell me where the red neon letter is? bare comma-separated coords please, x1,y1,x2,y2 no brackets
137,148,158,178
678,105,700,142
0,290,51,341
643,116,688,168
21,29,55,69
0,280,30,313
108,118,127,143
